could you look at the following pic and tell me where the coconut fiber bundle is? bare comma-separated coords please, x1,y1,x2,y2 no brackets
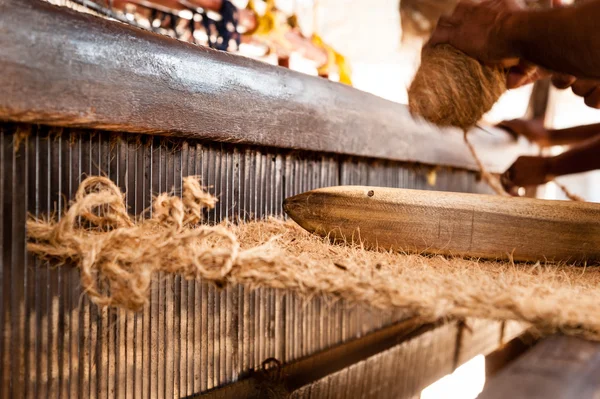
27,176,600,340
408,44,506,130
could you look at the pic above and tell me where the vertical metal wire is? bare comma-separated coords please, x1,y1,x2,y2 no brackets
0,123,488,397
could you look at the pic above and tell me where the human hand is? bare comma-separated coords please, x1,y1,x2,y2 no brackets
505,61,552,89
500,67,600,110
501,155,552,193
427,0,522,66
551,76,600,109
497,118,552,146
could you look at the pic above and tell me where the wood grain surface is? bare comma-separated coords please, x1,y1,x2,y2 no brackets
283,186,600,262
479,335,600,399
0,0,533,173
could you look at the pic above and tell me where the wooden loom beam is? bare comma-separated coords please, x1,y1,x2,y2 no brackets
480,335,600,398
284,186,600,262
0,0,532,174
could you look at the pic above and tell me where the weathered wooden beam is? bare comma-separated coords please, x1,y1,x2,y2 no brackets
0,0,532,173
480,335,600,399
283,186,600,262
192,318,526,399
484,332,537,382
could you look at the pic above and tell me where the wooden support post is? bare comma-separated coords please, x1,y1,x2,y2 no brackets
480,335,600,398
524,78,552,199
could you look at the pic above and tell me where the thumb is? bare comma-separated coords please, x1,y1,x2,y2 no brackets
426,25,452,48
507,70,533,89
507,63,548,89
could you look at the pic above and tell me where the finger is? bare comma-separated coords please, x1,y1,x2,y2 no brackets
499,57,521,68
436,14,457,27
509,186,522,197
584,87,600,109
507,70,525,89
503,0,525,11
507,71,535,89
506,61,545,88
427,25,452,47
447,1,471,21
551,73,576,89
572,80,597,97
500,170,519,194
495,120,519,139
533,67,552,80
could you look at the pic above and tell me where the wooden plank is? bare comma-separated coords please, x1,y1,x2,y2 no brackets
283,186,600,262
0,0,532,173
479,335,600,399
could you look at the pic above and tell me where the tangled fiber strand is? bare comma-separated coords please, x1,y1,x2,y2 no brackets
553,180,585,202
408,44,506,131
27,176,242,310
463,132,509,196
27,177,600,340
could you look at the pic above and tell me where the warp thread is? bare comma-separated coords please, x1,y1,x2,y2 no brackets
26,176,600,340
9,124,32,153
463,131,509,196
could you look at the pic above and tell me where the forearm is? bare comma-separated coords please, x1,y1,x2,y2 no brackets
547,135,600,178
505,1,600,79
548,123,600,146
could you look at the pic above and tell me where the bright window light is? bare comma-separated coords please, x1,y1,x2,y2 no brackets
421,355,486,399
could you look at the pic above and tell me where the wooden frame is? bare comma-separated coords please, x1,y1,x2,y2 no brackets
0,2,565,398
0,0,533,174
